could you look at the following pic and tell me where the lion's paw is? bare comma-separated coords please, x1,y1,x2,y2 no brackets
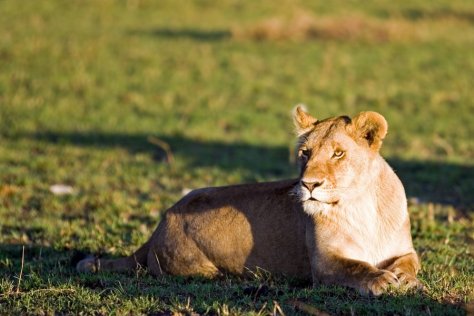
363,269,399,296
76,256,98,273
390,268,424,291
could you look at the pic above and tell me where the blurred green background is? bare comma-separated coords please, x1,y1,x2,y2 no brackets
0,0,473,314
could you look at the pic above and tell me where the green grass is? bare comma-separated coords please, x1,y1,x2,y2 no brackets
0,0,473,314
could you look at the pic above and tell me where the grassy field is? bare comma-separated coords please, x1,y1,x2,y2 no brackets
1,0,473,314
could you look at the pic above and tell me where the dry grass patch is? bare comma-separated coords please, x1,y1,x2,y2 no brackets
232,12,471,43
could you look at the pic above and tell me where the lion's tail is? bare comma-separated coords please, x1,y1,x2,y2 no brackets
76,240,151,274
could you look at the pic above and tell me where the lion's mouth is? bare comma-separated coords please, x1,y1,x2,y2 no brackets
307,197,339,206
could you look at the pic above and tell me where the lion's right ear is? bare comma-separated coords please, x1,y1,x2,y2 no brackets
351,111,388,152
293,105,317,135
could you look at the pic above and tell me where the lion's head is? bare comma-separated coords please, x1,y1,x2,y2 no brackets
292,106,388,214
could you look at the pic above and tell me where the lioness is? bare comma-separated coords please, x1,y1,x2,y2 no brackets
77,106,421,295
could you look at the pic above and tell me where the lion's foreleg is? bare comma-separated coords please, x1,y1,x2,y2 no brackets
313,254,400,296
381,252,422,289
306,221,399,296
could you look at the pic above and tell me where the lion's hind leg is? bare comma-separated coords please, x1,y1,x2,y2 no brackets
146,221,222,278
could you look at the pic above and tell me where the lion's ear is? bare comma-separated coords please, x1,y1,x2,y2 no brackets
293,105,317,135
351,111,388,152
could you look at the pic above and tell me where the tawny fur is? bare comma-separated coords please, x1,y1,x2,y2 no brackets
77,107,421,296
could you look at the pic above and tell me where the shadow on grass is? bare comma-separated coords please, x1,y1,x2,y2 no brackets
399,7,474,23
27,131,293,179
128,28,231,41
24,131,474,211
0,244,465,315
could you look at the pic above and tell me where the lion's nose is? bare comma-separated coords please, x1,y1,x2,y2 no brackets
301,180,324,192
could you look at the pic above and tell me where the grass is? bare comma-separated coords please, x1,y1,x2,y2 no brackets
0,0,473,314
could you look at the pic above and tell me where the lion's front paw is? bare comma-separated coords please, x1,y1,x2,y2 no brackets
390,268,424,291
76,256,98,273
362,269,399,296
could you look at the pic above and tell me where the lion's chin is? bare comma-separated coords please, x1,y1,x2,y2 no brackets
301,199,338,216
295,186,340,212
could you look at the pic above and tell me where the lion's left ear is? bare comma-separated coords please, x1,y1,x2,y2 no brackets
351,111,388,152
293,105,317,135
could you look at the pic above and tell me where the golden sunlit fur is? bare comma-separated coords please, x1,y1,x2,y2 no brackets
77,107,421,296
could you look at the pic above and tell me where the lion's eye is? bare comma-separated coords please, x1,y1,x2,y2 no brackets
333,150,345,158
300,147,310,158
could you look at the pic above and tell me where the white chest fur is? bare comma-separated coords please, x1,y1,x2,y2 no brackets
310,193,407,267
